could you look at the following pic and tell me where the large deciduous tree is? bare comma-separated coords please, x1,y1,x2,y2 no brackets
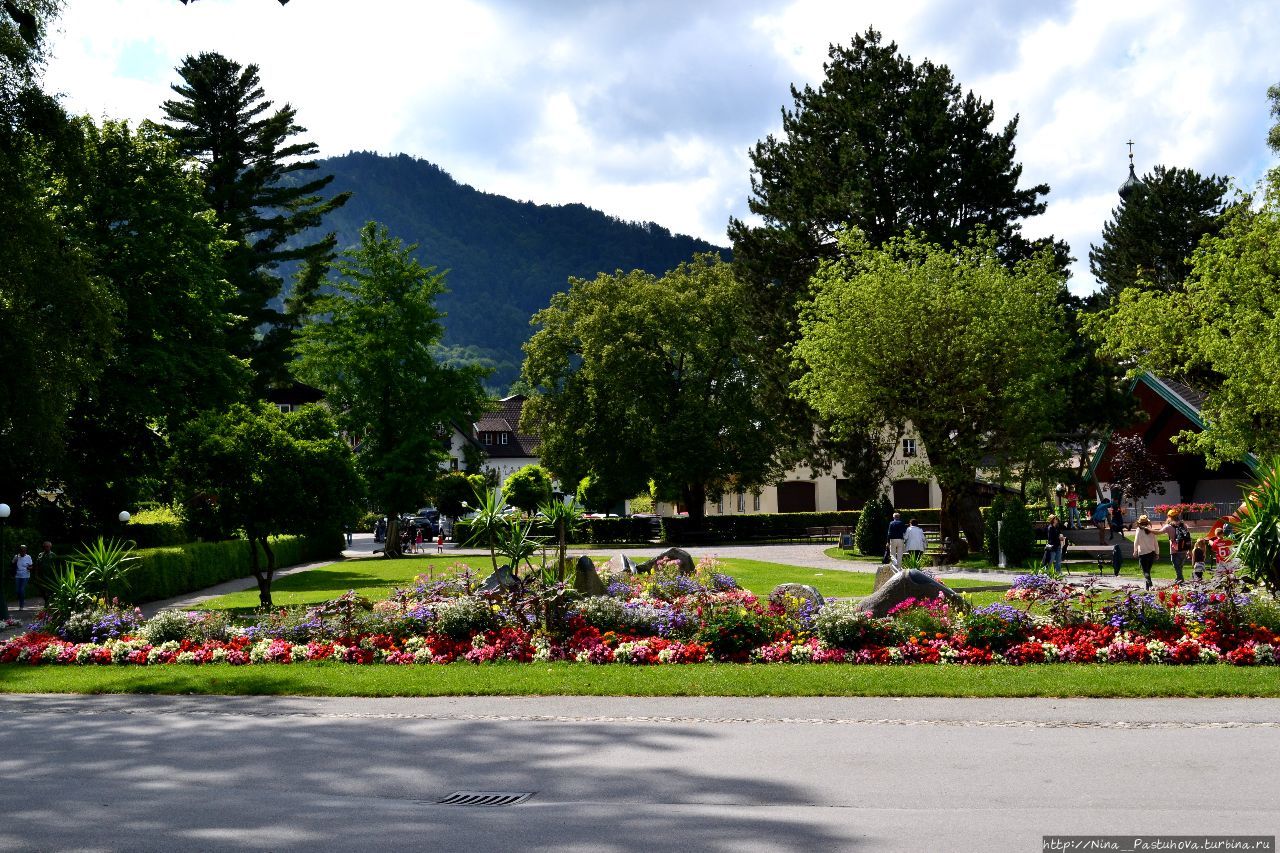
1088,165,1231,303
522,254,786,526
792,231,1071,550
292,222,490,557
1090,169,1280,466
54,118,248,524
162,51,349,391
0,0,115,512
727,28,1065,481
173,402,360,607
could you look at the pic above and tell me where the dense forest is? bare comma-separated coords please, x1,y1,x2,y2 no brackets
290,152,728,391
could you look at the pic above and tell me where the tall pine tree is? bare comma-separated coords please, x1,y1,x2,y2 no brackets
1089,165,1229,303
161,51,349,391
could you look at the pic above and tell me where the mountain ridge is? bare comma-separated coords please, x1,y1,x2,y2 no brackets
294,151,729,391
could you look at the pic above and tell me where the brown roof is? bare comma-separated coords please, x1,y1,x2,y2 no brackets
475,394,541,458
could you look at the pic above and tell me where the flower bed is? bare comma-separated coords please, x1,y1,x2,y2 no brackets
4,562,1280,668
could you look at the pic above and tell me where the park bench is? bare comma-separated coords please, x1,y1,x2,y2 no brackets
1060,543,1121,575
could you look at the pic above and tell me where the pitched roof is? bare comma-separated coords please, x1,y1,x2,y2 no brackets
475,394,541,458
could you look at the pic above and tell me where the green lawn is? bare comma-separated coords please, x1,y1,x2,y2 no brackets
1,661,1275,697
196,554,1005,611
824,542,1196,581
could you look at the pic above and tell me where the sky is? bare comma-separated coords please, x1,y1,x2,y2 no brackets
40,0,1280,293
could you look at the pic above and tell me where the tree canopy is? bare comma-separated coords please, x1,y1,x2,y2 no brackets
522,254,787,523
292,222,490,555
792,231,1072,549
1090,170,1280,466
162,51,349,391
1089,165,1231,303
173,402,360,606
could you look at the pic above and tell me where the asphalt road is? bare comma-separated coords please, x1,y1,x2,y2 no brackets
1,694,1276,852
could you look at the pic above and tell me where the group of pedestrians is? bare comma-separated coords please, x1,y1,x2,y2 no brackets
885,512,928,569
8,541,58,612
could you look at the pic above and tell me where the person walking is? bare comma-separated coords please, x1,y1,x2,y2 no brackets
436,531,445,554
33,541,58,609
1133,515,1160,590
1160,508,1192,583
414,525,425,554
1043,515,1064,575
1091,498,1113,545
886,512,907,570
11,545,32,611
1191,537,1209,582
903,518,927,566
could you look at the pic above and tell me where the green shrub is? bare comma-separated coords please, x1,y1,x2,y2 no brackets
815,600,898,649
694,602,777,658
140,609,195,645
854,495,892,556
124,506,188,548
1242,596,1280,633
998,500,1036,567
961,605,1029,651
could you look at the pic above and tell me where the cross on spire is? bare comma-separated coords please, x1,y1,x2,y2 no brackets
1118,140,1141,200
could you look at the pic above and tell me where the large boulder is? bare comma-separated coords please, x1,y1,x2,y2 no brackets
637,547,695,575
769,583,824,608
856,569,963,618
572,556,607,596
479,564,519,592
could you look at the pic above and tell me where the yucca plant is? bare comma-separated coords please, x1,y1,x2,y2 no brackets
464,485,510,574
69,536,140,603
43,564,97,626
539,497,584,581
1233,456,1280,594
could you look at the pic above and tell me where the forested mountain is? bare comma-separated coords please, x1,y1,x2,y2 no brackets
292,151,727,391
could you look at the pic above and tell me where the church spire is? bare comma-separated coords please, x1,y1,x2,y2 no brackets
1118,140,1142,201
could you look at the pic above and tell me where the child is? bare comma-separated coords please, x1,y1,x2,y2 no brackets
436,531,444,554
1191,537,1209,582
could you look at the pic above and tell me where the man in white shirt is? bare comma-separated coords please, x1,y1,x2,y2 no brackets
12,545,33,611
904,519,928,567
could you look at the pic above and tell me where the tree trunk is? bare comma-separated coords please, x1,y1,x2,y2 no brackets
246,526,273,609
384,512,401,558
682,483,707,530
556,520,568,582
939,482,982,559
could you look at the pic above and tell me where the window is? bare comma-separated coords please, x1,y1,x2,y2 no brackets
500,433,509,445
753,493,760,511
276,403,292,414
450,458,459,471
716,497,724,514
902,437,917,458
737,493,745,512
481,432,492,445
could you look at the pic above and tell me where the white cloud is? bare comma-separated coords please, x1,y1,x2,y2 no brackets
41,0,1280,293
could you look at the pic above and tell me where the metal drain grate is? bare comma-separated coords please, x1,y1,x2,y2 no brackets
438,791,534,807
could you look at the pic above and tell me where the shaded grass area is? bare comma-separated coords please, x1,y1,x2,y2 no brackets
823,544,1191,580
1,661,1276,697
196,554,1005,612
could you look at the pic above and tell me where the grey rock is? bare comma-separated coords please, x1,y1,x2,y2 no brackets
856,569,963,618
608,554,638,574
769,583,824,608
572,556,607,596
480,564,519,592
873,564,897,592
637,547,695,575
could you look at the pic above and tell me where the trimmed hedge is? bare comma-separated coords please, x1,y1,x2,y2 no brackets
128,533,343,603
452,516,657,547
124,521,189,549
661,510,866,544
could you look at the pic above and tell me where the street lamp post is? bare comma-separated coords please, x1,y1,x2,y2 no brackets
0,503,9,620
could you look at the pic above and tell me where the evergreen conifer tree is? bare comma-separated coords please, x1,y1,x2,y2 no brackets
854,494,892,557
998,499,1036,568
162,51,350,391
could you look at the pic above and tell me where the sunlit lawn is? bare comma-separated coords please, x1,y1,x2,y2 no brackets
197,553,1007,612
1,662,1276,698
824,543,1192,580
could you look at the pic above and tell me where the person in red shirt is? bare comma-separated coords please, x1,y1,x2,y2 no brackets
1065,489,1080,529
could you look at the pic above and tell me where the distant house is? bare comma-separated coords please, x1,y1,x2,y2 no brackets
444,394,542,489
1087,372,1253,513
656,427,1005,517
263,381,324,414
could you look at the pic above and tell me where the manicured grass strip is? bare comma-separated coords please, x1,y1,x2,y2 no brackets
2,662,1277,697
199,555,495,610
824,545,1194,580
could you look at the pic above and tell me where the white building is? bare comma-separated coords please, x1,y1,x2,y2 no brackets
444,394,541,489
